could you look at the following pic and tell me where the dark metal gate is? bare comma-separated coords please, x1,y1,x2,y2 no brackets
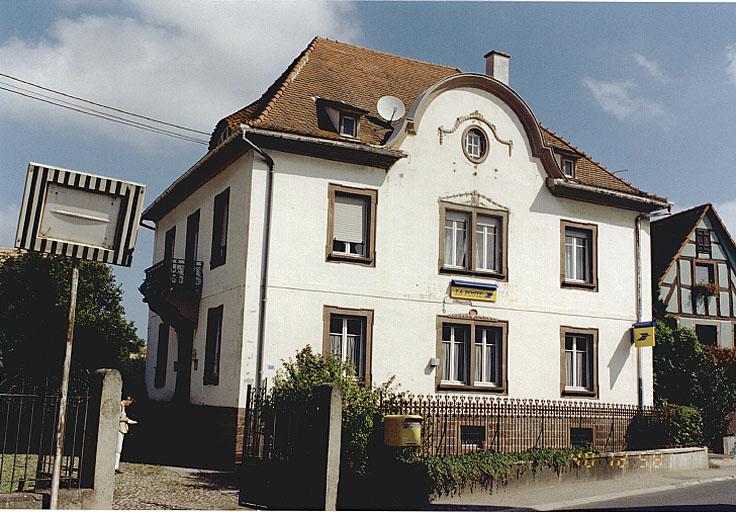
0,374,90,494
239,384,328,509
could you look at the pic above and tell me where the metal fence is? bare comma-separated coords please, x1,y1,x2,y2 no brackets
241,384,321,464
381,394,654,456
0,374,90,494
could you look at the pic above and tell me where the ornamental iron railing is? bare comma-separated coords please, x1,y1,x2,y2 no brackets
380,393,655,456
140,258,203,301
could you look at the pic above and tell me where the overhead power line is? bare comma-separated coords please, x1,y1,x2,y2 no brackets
0,72,211,145
0,72,210,135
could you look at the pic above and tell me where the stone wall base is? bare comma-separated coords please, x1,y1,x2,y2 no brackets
432,446,709,504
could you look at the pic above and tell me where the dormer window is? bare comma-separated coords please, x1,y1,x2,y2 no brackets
315,97,367,139
339,113,358,138
562,158,576,178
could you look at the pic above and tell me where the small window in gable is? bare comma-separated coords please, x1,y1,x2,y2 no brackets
562,158,576,178
339,113,358,138
462,126,488,163
696,229,712,257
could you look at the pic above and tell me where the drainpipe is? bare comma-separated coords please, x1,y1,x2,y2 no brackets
635,213,645,407
241,125,275,395
635,207,671,407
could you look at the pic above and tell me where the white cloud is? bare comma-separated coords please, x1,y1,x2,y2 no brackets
582,78,670,124
726,43,736,84
0,203,19,247
0,1,361,148
631,53,668,82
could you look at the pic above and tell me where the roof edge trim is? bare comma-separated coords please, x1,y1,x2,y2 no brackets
241,125,405,158
547,178,671,213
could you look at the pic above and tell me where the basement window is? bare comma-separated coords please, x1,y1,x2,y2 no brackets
460,425,486,450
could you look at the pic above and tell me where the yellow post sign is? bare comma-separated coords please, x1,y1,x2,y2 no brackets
632,321,655,347
449,280,498,303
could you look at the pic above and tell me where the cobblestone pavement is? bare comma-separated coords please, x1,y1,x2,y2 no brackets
113,462,243,510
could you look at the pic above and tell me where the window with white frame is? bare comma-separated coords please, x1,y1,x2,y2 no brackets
439,319,506,391
562,221,597,289
339,113,358,138
565,229,589,281
561,328,597,397
562,158,575,178
462,127,488,163
328,185,376,264
333,194,367,256
444,211,469,269
324,307,372,382
475,326,500,386
564,334,591,390
441,205,506,278
441,323,469,384
476,215,500,272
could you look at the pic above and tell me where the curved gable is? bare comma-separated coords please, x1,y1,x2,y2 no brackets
386,73,564,180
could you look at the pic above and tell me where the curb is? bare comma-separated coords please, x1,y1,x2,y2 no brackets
531,474,736,511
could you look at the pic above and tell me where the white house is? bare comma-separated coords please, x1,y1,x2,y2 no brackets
140,37,668,457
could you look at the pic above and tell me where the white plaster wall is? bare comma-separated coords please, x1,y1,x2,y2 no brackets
145,153,253,407
251,85,653,405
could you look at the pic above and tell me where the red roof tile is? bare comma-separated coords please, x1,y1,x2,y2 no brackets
212,36,661,201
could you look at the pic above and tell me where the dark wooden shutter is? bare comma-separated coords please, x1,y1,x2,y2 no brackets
210,188,230,268
204,306,223,385
154,323,169,388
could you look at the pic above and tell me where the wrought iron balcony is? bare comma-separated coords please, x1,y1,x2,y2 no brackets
140,258,203,303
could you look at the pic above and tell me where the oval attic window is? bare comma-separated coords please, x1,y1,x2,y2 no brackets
462,127,488,163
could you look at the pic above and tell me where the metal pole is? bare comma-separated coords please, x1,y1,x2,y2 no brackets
50,260,79,509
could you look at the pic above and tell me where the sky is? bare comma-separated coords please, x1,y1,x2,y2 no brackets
1,1,735,339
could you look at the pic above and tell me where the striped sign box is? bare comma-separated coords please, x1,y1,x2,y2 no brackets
15,162,145,267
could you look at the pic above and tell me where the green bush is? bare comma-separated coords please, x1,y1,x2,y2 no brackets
666,404,704,447
627,403,703,449
272,346,395,476
398,448,597,498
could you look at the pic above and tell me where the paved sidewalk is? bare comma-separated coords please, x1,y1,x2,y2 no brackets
432,456,736,511
113,462,243,510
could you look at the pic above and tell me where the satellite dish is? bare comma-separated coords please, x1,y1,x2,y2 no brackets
377,96,406,123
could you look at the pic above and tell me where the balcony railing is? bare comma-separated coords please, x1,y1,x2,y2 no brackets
140,258,203,301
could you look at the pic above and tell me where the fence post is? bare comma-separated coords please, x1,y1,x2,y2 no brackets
315,383,342,511
79,369,122,510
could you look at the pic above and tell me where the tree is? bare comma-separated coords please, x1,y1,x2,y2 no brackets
0,252,143,380
653,319,736,448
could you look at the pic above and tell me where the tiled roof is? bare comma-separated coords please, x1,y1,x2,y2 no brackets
212,36,661,201
650,204,709,284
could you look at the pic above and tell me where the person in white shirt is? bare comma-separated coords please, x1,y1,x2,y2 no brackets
115,396,138,474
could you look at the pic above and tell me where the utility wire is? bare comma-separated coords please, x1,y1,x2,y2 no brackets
0,81,209,144
0,72,210,135
0,86,209,145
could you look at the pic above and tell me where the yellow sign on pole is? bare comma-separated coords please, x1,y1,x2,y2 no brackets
449,280,498,302
632,321,655,347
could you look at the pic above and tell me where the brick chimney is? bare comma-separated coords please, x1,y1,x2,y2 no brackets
485,50,510,85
